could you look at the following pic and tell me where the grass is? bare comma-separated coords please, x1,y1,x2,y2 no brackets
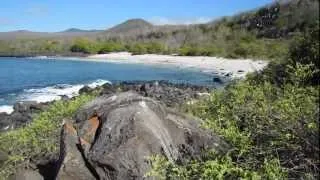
0,93,96,179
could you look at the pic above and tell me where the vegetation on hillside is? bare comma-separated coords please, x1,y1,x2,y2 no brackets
0,0,318,60
147,21,319,179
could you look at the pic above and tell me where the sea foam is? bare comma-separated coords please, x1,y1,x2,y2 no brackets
17,79,111,103
0,79,110,114
0,105,14,114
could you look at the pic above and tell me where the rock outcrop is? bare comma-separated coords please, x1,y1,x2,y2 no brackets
0,101,48,132
55,92,228,180
84,81,212,108
0,81,212,132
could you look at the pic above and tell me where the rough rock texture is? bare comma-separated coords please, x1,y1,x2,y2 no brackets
83,81,213,108
11,170,44,180
55,121,97,180
0,81,212,132
56,92,229,180
0,102,48,132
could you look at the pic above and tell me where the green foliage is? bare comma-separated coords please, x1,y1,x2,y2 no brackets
250,21,319,86
149,78,318,179
0,94,96,179
98,42,125,54
70,38,98,54
287,22,319,85
128,43,148,55
148,20,319,180
145,42,166,54
0,0,318,59
126,42,167,55
147,154,286,179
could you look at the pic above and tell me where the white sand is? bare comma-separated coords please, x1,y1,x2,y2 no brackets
85,52,268,79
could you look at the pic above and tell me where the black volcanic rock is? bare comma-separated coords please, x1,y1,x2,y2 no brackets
0,102,48,132
55,92,229,180
98,81,212,108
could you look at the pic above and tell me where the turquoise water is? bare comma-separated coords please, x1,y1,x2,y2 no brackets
0,57,217,111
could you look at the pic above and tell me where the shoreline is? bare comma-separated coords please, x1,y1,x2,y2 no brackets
5,52,268,79
0,53,268,114
80,52,268,79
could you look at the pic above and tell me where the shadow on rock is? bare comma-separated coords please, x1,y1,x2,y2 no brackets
53,92,229,180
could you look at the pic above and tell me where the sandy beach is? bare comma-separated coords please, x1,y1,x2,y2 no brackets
85,52,268,79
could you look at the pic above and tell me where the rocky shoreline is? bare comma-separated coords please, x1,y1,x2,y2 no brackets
0,81,228,180
0,81,214,132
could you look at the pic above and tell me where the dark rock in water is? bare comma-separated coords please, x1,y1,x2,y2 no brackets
79,85,93,94
60,95,69,101
55,92,229,180
213,77,223,84
225,72,232,77
0,102,48,132
12,102,47,128
13,101,42,113
101,83,116,94
0,113,12,131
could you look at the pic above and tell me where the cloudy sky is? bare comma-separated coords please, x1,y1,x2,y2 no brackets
0,0,273,32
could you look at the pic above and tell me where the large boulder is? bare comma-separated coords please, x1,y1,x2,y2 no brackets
56,92,229,180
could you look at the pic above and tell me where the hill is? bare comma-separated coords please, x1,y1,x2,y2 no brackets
105,18,154,36
61,28,103,33
0,0,318,58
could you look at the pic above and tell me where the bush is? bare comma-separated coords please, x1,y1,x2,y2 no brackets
70,38,98,54
128,43,148,55
179,46,202,56
148,79,319,179
148,21,320,180
287,22,319,85
98,42,125,54
145,42,166,54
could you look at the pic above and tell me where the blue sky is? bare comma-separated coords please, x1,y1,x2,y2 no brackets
0,0,273,32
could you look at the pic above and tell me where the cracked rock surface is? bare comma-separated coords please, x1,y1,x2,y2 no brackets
55,92,229,180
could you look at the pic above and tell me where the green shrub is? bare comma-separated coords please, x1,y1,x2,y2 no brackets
287,21,319,85
128,43,148,55
148,22,319,179
0,94,96,179
145,42,166,54
98,42,125,54
150,80,318,179
70,38,98,54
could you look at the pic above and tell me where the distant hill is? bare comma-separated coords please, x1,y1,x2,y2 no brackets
106,19,154,34
0,31,51,40
0,0,318,58
0,29,102,40
62,28,103,33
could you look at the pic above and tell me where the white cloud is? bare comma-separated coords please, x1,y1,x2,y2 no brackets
148,17,212,25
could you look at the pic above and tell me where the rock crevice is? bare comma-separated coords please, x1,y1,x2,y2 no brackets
55,92,228,180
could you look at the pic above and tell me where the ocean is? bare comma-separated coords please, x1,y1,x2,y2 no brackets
0,57,218,114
